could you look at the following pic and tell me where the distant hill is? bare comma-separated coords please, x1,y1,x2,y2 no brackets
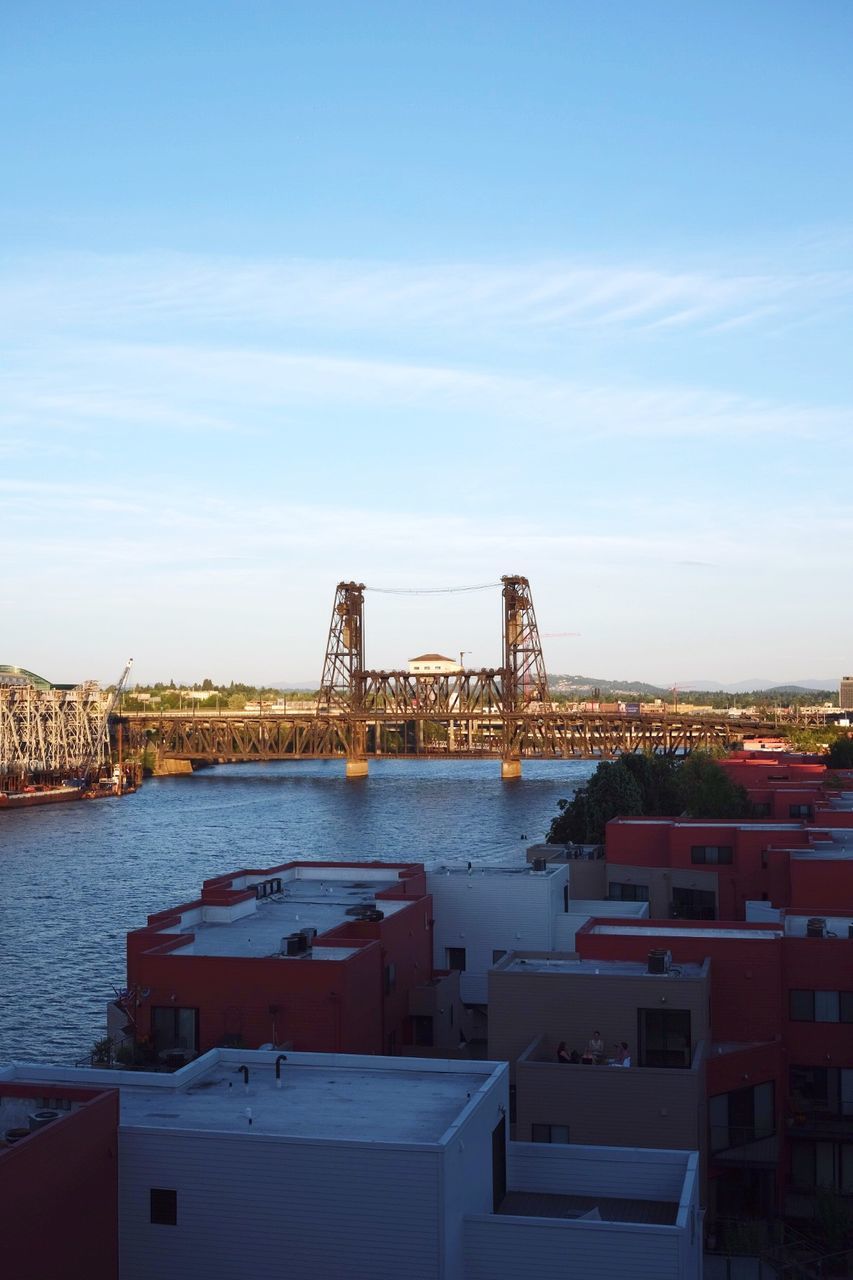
547,674,838,698
548,674,670,697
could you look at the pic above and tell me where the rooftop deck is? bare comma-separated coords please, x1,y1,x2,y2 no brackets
161,876,406,958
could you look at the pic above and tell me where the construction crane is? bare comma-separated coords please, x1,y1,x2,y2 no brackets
76,658,134,788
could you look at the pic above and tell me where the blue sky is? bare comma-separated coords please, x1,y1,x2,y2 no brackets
1,1,851,686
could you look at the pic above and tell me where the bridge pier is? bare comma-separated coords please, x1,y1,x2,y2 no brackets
346,758,369,779
500,758,522,781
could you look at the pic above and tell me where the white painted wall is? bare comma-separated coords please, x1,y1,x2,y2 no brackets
428,868,568,1004
439,1062,510,1280
463,1143,701,1280
119,1129,444,1280
554,899,649,950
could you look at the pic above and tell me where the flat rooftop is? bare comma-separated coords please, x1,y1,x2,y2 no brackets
784,915,853,937
502,955,706,978
587,924,781,941
430,865,563,878
2,1051,501,1146
162,876,407,959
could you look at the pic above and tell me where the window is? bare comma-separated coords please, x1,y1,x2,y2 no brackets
790,990,853,1023
790,1067,853,1118
150,1007,198,1055
690,845,733,865
608,882,650,902
670,886,716,920
150,1188,177,1226
752,803,771,818
492,949,507,964
531,1124,570,1144
789,804,813,819
446,947,466,971
791,1142,853,1193
384,962,396,994
411,1015,434,1047
638,1008,692,1068
709,1082,775,1152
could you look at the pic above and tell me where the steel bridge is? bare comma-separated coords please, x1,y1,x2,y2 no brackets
121,575,769,778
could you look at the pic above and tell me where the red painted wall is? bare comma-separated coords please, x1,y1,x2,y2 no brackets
126,862,434,1056
605,818,830,917
0,1085,118,1280
131,939,385,1054
575,919,785,1043
789,857,853,911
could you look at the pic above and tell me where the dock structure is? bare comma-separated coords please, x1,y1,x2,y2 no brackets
0,668,109,785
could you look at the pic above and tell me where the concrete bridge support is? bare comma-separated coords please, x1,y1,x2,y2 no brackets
346,758,369,779
501,758,522,781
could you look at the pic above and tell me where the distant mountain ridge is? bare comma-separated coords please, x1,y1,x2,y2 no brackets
548,674,838,697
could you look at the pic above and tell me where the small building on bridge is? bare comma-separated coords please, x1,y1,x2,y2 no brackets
408,653,462,675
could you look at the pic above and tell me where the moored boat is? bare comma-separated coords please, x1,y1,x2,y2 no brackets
0,785,83,810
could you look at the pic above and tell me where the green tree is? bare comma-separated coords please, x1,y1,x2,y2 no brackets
827,736,853,768
675,752,752,819
548,758,644,844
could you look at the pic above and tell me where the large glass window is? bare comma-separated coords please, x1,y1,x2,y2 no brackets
710,1082,775,1152
637,1008,692,1068
690,845,733,865
608,882,649,902
791,1067,853,1118
671,886,716,920
791,1142,853,1193
790,990,853,1023
150,1007,198,1055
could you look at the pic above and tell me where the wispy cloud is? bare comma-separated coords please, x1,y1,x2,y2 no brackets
1,339,849,446
2,250,852,342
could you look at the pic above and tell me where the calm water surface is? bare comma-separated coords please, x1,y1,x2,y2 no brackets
0,758,594,1064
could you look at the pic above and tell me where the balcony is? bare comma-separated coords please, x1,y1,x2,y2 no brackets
514,1035,706,1152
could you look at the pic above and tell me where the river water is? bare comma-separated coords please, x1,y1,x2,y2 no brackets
0,758,594,1064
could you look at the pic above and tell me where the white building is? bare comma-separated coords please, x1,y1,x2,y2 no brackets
428,863,649,1004
1,1048,702,1280
408,653,462,675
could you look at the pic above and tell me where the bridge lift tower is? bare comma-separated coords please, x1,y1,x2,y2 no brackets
317,575,550,779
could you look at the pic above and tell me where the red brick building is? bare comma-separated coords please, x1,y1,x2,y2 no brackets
120,861,460,1060
0,1080,119,1280
605,816,853,920
574,914,853,1222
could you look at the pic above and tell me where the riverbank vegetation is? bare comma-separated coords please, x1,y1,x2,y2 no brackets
546,752,752,845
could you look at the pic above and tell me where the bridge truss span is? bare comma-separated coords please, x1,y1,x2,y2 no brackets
121,574,760,777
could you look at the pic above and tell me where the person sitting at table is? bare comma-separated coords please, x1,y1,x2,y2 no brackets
587,1030,604,1062
615,1041,631,1067
556,1041,571,1064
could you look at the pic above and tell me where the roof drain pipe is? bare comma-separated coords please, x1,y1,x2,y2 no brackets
275,1054,288,1089
238,1064,249,1094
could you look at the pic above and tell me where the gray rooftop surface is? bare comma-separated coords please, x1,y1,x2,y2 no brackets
589,925,781,940
503,956,706,977
165,877,405,958
117,1058,492,1144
